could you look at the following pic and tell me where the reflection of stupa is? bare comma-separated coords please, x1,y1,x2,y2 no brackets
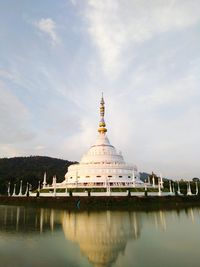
62,211,141,267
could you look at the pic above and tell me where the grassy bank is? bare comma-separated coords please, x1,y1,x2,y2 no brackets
1,195,200,211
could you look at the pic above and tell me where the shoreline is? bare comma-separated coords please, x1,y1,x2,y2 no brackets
0,195,200,211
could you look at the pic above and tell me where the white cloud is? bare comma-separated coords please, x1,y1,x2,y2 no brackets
0,69,14,80
69,0,77,6
35,18,61,45
0,81,35,149
85,0,200,75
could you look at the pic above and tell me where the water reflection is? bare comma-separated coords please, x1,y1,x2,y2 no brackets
0,206,62,233
62,211,141,267
1,205,200,267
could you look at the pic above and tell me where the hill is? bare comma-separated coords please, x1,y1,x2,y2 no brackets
0,156,76,194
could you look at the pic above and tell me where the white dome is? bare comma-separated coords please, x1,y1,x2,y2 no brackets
65,132,136,185
80,134,125,164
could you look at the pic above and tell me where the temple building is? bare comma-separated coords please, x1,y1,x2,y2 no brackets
43,94,143,192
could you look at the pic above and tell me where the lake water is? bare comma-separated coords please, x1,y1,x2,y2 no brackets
0,205,200,267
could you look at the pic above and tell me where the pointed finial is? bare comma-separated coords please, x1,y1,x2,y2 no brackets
98,93,107,134
101,92,104,103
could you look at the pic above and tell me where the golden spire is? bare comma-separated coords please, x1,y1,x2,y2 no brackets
98,93,107,134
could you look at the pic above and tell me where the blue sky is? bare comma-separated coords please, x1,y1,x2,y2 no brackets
0,0,200,179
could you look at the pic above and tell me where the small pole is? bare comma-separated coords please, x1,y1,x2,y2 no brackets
177,181,181,195
187,181,192,196
169,181,172,195
160,173,164,189
152,175,155,188
7,181,10,196
195,181,198,195
42,172,47,188
18,180,23,196
12,184,16,196
158,179,161,196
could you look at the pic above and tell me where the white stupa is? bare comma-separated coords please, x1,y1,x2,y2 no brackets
64,94,142,188
44,94,143,190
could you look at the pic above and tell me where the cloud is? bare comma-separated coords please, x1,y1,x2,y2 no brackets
85,0,200,75
0,69,14,80
69,0,77,6
0,81,35,153
34,18,61,45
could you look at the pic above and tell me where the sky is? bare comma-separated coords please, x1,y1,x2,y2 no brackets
0,0,200,179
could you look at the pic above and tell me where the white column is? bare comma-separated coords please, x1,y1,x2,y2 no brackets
177,181,181,195
152,175,155,188
42,172,47,188
187,181,192,196
160,173,164,189
53,176,57,197
18,180,23,196
7,182,10,196
158,180,161,196
169,181,172,195
12,184,16,196
195,181,198,195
